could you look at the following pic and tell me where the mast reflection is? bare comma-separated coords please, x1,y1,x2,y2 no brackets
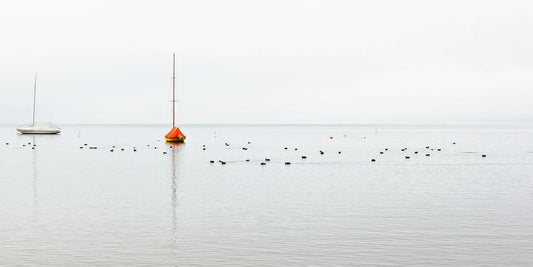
32,135,39,220
169,142,184,265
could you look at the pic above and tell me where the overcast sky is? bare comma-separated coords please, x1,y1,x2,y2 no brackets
1,0,532,124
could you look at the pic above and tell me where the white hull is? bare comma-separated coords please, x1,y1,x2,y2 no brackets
17,129,61,134
17,123,61,134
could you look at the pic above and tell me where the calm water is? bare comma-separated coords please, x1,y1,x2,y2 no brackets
1,124,533,266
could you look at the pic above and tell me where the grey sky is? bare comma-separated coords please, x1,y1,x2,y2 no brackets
1,0,532,124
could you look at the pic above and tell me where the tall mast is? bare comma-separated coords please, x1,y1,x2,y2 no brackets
33,73,37,126
172,53,175,128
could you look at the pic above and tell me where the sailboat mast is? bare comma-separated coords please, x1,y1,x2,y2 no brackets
32,73,37,126
172,53,175,128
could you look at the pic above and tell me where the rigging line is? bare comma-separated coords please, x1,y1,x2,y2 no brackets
33,73,37,125
22,95,32,122
21,75,35,122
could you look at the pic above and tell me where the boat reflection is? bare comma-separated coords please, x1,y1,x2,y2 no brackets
169,142,184,265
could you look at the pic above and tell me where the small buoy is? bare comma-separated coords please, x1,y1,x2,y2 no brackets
425,154,430,156
302,156,307,159
482,154,487,158
371,159,376,162
265,158,271,162
285,162,291,165
405,156,410,159
260,162,266,166
380,152,384,154
330,136,333,139
209,160,214,163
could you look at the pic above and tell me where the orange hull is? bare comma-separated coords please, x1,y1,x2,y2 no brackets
165,127,186,143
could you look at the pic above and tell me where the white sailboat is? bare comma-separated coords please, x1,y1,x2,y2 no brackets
17,73,61,134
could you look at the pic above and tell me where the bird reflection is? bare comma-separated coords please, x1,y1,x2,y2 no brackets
169,142,184,265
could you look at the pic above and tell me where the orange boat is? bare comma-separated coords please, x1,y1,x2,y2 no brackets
165,53,186,143
165,126,185,142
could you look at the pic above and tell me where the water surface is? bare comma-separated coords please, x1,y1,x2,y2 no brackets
1,124,532,266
